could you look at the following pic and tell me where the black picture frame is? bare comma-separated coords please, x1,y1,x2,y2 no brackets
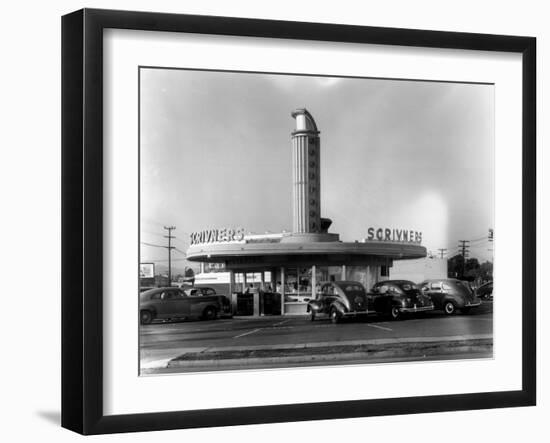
61,8,536,435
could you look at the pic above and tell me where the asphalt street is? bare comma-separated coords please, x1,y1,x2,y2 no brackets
140,301,493,373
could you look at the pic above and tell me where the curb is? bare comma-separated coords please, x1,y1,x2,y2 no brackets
165,337,493,371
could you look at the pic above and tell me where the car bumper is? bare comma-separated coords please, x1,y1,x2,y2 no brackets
342,310,374,317
464,300,482,308
400,305,434,313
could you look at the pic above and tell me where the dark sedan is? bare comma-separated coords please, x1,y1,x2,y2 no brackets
369,280,434,320
307,281,371,323
476,281,493,300
139,287,231,324
420,278,482,315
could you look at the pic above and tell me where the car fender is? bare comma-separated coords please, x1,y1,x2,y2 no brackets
191,301,218,316
372,294,387,312
140,304,157,317
390,296,404,307
375,296,399,312
443,295,464,308
307,300,324,313
202,303,219,313
330,301,347,315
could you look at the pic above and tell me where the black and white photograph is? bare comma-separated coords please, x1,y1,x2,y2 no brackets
138,68,495,375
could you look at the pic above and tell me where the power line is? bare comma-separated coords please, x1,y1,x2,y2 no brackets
469,236,488,243
458,240,470,258
458,240,470,278
142,230,189,242
142,242,188,255
164,226,176,285
470,243,491,249
469,237,489,244
141,241,167,248
174,247,187,255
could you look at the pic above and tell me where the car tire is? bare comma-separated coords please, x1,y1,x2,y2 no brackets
330,307,340,324
310,310,316,321
444,301,456,315
140,310,153,325
202,306,218,321
389,306,401,320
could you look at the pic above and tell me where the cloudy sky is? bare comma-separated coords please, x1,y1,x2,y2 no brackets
139,68,494,270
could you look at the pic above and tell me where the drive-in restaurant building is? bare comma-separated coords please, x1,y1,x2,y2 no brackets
185,109,426,316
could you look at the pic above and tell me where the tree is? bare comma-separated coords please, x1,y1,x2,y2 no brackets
464,258,480,280
447,254,464,278
478,261,493,281
447,255,491,281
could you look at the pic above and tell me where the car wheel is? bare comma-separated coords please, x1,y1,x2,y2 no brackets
330,307,340,324
140,310,153,325
390,306,401,320
202,306,218,321
444,301,456,315
461,307,471,315
310,309,316,321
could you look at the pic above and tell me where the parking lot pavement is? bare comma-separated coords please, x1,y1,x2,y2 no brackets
140,301,493,373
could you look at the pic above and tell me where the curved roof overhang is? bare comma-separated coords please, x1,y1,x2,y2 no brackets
186,241,426,266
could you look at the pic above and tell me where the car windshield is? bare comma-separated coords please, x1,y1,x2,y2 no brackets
344,284,363,292
401,283,417,291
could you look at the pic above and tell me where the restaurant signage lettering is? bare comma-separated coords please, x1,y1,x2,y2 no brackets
366,227,422,244
190,227,245,245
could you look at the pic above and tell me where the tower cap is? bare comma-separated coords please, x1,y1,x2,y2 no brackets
291,108,319,133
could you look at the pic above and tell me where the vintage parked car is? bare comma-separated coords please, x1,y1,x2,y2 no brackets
476,281,493,300
307,281,371,323
369,280,434,320
419,278,482,315
139,287,231,324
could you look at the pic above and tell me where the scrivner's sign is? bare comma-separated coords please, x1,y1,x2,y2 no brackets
190,227,245,245
366,227,422,244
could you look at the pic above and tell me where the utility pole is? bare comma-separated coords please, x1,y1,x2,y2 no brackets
163,226,176,286
458,240,470,278
437,248,447,259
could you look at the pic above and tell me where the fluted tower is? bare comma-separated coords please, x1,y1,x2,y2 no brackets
291,109,321,234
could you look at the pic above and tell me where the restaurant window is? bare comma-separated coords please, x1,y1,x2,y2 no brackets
380,265,389,277
346,266,370,290
284,267,312,303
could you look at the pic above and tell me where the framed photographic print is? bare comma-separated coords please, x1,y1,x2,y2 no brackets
61,8,536,435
